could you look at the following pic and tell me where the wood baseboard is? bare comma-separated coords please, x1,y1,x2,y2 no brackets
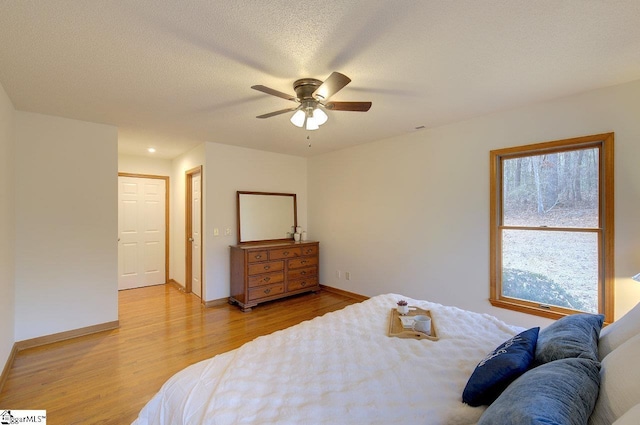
1,320,119,393
320,285,369,302
204,298,230,308
169,279,226,308
0,343,18,395
168,279,185,292
15,321,120,351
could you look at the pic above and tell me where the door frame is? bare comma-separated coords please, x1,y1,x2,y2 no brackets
117,172,170,285
185,166,203,297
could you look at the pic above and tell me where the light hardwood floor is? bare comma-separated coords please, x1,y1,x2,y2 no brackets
0,285,359,425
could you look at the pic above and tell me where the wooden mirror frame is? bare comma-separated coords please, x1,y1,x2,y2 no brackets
236,191,297,244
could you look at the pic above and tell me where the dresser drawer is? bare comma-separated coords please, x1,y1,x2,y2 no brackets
288,266,317,280
247,250,269,263
300,245,318,256
248,260,284,275
288,276,318,291
248,271,284,288
269,247,301,260
288,256,318,269
248,283,284,301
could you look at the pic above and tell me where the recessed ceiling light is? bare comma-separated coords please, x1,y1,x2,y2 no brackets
147,147,156,153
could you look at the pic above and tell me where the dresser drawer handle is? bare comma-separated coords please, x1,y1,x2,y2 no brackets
300,260,307,264
283,251,289,256
264,288,271,294
264,276,271,282
300,281,307,287
300,271,307,275
305,249,313,254
254,254,262,259
263,265,271,270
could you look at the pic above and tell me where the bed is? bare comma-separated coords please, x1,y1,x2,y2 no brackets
133,293,640,425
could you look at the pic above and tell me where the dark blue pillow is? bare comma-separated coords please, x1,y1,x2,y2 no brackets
478,357,601,425
535,313,604,365
462,327,539,406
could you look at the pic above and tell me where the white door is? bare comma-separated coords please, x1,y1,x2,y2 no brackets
118,176,166,290
191,172,202,298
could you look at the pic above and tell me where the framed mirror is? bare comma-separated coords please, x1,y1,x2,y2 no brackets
237,191,297,243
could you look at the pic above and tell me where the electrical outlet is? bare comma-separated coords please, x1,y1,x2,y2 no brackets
345,272,351,281
213,228,219,236
336,270,341,279
225,227,231,236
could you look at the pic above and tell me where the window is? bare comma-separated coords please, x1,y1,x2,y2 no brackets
490,133,614,322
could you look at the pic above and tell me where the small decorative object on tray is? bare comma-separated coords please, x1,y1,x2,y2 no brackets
396,299,409,315
388,306,439,341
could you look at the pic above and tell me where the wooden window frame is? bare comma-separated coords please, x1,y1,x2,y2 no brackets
489,133,614,322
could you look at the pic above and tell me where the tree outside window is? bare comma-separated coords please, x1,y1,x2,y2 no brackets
490,133,614,321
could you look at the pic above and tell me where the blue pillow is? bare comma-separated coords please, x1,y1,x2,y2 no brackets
462,327,539,406
478,357,601,425
535,313,604,365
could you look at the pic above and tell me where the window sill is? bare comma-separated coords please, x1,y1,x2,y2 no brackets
489,298,573,321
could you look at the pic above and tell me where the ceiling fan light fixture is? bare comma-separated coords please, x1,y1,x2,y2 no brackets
291,101,325,130
305,115,320,130
290,109,306,127
312,107,328,126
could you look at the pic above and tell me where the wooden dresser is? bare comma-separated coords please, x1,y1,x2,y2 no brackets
229,241,320,311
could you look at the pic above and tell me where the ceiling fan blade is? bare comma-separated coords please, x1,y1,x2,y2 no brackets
313,72,351,100
251,85,297,102
256,107,298,119
324,101,372,112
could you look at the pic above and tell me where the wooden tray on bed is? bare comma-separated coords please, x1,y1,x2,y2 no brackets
388,307,439,341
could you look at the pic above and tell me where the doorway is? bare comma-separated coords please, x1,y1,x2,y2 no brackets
185,166,203,298
117,173,169,290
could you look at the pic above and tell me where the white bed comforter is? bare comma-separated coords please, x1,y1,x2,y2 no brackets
133,294,522,425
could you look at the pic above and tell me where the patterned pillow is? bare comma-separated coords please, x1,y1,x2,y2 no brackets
462,327,539,406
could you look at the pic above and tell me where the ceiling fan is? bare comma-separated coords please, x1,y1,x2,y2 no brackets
251,72,372,131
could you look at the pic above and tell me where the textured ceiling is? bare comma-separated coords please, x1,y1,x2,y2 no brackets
1,1,640,159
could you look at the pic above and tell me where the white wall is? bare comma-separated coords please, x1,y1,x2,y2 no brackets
14,112,118,340
309,79,640,329
0,82,15,367
202,142,307,300
118,153,172,176
170,143,206,289
168,142,307,302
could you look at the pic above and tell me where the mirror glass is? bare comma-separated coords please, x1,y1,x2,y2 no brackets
237,191,297,243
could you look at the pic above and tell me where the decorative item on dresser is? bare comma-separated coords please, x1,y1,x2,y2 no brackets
229,240,320,312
